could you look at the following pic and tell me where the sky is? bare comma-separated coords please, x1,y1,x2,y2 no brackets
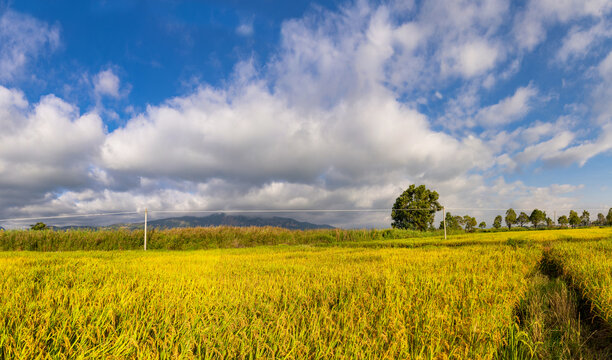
1,0,612,228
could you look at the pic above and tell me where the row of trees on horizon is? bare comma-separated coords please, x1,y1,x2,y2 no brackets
390,183,612,232
441,208,612,232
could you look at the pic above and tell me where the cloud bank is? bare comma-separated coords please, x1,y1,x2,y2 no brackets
1,1,612,227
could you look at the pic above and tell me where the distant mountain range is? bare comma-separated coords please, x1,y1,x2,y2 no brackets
55,213,334,231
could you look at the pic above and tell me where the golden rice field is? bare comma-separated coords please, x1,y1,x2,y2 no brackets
0,227,611,359
549,239,612,325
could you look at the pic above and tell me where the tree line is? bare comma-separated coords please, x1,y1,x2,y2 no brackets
440,208,612,232
391,184,612,232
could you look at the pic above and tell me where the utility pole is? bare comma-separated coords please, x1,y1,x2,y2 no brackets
443,207,447,240
144,208,147,251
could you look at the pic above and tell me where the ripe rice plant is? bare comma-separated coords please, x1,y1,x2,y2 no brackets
548,239,612,326
327,227,612,249
0,245,540,359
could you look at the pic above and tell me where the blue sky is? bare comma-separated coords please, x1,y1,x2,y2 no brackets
0,0,611,228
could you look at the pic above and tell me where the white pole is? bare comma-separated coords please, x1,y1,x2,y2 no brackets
443,207,447,240
144,208,147,251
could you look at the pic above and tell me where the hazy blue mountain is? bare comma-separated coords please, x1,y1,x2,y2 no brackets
145,214,334,230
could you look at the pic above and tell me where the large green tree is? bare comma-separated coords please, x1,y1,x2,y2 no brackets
529,209,546,228
391,184,442,231
505,209,517,230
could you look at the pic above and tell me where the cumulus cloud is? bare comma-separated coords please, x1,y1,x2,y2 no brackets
101,78,485,188
100,2,501,193
0,9,60,81
0,86,105,213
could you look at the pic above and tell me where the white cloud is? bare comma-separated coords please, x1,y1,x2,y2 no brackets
0,86,105,212
442,40,500,78
542,123,612,167
592,50,612,123
514,0,612,51
474,85,538,127
0,10,60,81
514,131,575,165
598,50,612,80
236,21,254,36
94,69,121,98
101,80,484,186
556,20,612,62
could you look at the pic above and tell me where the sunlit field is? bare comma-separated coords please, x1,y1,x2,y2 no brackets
0,227,611,358
549,239,612,325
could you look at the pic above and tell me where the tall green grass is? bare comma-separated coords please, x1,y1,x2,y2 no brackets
0,227,455,251
1,227,610,251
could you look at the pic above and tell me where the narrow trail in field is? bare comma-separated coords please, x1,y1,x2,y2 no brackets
508,247,612,359
539,248,612,358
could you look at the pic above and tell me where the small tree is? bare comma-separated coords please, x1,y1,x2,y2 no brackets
569,210,580,228
580,210,590,226
517,212,529,227
607,208,612,226
596,213,605,226
493,215,503,229
478,221,486,229
30,222,48,230
505,208,517,230
439,212,462,230
463,215,477,232
558,215,569,227
391,184,442,231
545,217,554,228
529,209,546,228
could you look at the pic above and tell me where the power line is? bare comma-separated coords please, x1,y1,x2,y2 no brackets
150,208,434,214
0,211,139,223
